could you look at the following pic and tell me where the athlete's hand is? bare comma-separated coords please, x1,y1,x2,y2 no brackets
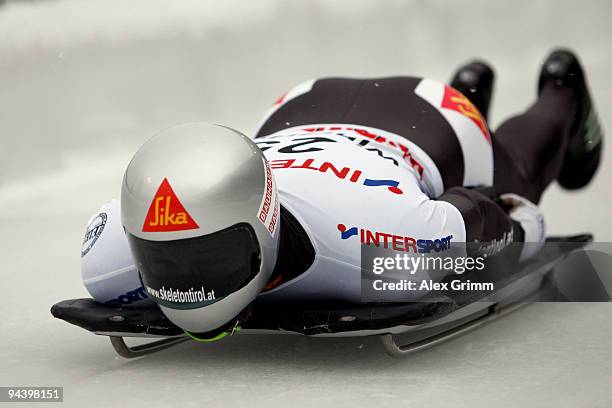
500,193,546,261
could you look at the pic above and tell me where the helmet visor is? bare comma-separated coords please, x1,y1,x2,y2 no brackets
127,223,261,309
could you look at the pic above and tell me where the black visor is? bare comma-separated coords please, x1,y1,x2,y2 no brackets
127,223,261,309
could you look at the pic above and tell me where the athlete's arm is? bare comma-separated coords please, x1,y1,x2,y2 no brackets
438,187,525,256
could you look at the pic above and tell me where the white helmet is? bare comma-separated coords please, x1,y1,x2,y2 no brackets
121,123,280,338
81,199,153,308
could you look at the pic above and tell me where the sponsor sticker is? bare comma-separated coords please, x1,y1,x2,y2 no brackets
104,286,148,308
440,85,491,144
142,178,199,232
268,187,280,235
257,159,279,236
81,212,107,257
269,157,404,195
337,223,453,254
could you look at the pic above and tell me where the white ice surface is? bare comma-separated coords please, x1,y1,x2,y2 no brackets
0,1,611,407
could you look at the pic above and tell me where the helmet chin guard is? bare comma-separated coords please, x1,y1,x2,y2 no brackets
121,122,280,333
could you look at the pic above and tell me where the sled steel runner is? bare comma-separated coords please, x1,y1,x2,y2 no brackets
51,234,593,358
110,335,189,358
380,296,535,357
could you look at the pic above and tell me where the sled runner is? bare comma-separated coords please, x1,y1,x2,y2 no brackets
51,234,592,358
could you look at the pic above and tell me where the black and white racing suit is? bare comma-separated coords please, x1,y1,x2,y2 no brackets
256,76,574,302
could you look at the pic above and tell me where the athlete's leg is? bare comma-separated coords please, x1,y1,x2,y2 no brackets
493,49,603,204
493,83,576,204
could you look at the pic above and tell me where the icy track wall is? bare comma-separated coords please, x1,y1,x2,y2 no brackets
0,0,611,239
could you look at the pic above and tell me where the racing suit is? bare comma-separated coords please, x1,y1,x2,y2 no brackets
255,76,573,302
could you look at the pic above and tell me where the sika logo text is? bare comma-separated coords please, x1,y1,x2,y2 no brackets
142,178,199,232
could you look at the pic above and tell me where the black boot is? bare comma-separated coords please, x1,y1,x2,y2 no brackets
449,60,495,122
538,49,603,190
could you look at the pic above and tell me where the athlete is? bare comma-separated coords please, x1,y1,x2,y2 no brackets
81,49,603,340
